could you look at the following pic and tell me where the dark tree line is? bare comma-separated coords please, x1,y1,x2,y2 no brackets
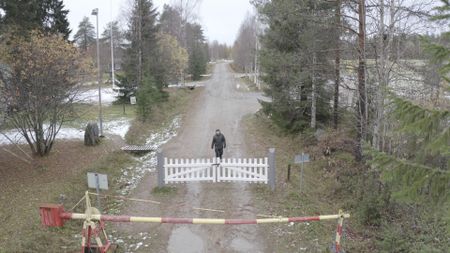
0,0,71,39
159,4,209,81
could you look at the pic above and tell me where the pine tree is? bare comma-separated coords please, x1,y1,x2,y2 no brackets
73,17,95,52
159,4,183,44
101,21,124,47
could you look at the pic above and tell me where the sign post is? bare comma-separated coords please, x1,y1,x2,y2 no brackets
294,153,310,193
87,173,108,211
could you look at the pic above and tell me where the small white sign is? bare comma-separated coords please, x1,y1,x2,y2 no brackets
294,154,310,164
130,96,137,105
87,173,108,190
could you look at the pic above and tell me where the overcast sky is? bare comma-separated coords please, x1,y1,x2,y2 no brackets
64,0,255,45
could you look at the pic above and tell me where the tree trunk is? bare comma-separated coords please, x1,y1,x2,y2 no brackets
356,0,367,161
333,0,341,130
373,0,385,150
311,51,317,129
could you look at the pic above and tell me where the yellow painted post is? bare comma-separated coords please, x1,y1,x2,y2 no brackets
335,209,345,253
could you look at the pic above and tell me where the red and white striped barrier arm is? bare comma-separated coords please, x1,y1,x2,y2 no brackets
61,212,350,225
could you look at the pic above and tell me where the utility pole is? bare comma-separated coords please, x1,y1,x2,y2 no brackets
110,0,116,90
91,8,103,137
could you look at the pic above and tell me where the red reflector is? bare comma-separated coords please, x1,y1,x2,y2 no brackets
39,204,65,227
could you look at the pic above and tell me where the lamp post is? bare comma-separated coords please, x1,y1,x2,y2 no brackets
91,8,103,137
110,0,116,90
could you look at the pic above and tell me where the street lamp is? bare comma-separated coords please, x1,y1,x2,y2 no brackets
110,0,116,91
91,8,104,137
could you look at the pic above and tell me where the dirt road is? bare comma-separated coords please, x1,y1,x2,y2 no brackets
118,62,269,252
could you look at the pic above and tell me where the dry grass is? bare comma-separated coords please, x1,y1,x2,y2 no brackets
242,113,359,252
0,88,200,252
126,87,202,145
0,139,136,252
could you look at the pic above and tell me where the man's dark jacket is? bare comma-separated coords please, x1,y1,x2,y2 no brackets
211,133,226,150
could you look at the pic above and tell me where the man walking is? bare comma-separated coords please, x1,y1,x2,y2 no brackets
211,129,226,160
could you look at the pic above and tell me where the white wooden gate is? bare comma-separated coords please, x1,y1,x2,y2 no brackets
157,149,276,190
164,158,216,184
218,158,268,183
162,158,268,184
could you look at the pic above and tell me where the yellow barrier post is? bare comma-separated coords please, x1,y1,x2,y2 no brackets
334,209,345,253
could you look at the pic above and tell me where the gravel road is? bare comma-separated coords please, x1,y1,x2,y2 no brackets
118,62,269,252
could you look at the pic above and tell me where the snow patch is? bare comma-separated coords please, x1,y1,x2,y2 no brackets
116,116,181,196
0,118,131,145
74,87,119,105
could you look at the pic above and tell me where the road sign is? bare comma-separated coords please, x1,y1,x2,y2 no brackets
294,153,310,164
87,173,108,190
294,153,310,193
130,96,137,105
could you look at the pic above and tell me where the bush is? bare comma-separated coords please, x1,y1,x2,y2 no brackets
136,76,168,121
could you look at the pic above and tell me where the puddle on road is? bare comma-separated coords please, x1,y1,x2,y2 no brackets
168,227,205,253
231,237,259,253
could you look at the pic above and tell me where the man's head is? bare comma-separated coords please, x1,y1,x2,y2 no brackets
215,129,221,135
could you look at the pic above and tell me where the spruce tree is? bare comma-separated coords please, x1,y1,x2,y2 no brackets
123,0,159,87
0,0,42,32
0,0,71,39
366,0,450,206
41,0,71,40
257,0,335,132
185,23,208,81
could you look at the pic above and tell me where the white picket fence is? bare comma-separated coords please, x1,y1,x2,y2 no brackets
163,157,268,184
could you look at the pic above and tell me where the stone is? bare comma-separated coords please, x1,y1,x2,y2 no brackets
84,122,100,146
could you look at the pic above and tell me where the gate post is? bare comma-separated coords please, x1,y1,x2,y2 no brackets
268,148,276,191
157,150,165,188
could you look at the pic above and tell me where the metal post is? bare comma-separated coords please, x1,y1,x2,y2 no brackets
92,8,103,137
268,148,276,191
110,0,116,90
300,152,305,193
287,164,291,182
157,150,165,187
95,174,101,211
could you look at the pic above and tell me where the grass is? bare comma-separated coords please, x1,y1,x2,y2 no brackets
0,140,137,252
66,103,136,129
0,86,200,252
151,186,178,195
126,87,201,145
237,76,260,92
242,113,357,252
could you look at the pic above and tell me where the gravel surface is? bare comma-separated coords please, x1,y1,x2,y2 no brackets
116,63,269,252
